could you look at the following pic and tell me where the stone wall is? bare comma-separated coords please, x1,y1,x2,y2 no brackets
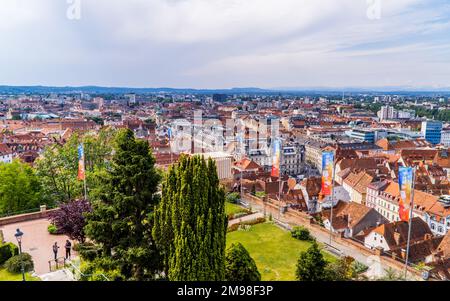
0,207,60,227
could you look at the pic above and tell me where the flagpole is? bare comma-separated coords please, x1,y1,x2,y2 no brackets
329,152,336,245
278,141,283,221
404,166,416,280
83,143,88,201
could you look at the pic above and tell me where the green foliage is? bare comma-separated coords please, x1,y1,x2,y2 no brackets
153,155,227,281
413,107,450,122
0,243,19,265
80,257,125,281
35,129,115,203
378,268,404,281
226,192,240,204
85,129,162,280
0,160,46,215
75,242,102,261
325,256,358,281
47,224,58,235
255,191,266,198
291,226,313,241
225,243,261,281
296,242,328,281
5,253,34,273
352,260,369,274
227,217,266,233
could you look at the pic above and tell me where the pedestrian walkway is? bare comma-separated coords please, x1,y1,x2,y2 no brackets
0,218,77,275
228,212,264,227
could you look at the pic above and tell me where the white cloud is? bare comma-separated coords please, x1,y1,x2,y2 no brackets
0,0,449,88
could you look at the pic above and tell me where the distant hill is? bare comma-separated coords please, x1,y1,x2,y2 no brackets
0,85,449,96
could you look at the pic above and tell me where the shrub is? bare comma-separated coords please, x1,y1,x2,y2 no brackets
291,226,313,241
0,242,19,265
352,261,369,274
225,243,261,281
227,217,266,233
48,224,58,235
80,257,124,281
76,242,102,261
233,212,250,219
226,192,240,204
5,253,34,273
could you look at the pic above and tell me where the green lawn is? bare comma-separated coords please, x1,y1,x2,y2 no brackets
226,223,336,281
225,202,249,217
0,268,39,281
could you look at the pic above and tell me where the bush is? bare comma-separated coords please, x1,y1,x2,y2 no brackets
291,226,313,241
5,253,34,273
225,243,261,281
80,257,124,281
227,217,266,233
76,242,102,261
226,192,240,204
352,261,369,274
0,242,19,265
48,224,58,235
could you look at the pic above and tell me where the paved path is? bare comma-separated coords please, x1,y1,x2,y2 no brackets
228,212,264,227
0,218,77,276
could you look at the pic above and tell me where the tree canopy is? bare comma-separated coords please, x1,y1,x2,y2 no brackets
225,243,261,281
84,128,162,280
153,155,227,281
0,160,46,215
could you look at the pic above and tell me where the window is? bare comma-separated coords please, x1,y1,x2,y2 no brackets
431,223,436,230
438,226,443,233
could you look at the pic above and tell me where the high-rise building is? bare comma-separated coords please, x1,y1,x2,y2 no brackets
421,120,443,145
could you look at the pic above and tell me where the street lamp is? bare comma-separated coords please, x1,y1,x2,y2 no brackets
14,228,26,282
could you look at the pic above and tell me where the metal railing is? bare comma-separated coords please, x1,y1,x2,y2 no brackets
66,259,110,282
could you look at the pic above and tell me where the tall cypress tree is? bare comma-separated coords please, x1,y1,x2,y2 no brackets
152,155,227,281
84,129,162,280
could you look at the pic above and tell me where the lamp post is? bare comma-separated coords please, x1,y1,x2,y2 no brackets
14,228,26,282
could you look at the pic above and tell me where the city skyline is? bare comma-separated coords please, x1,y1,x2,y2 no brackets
1,0,450,89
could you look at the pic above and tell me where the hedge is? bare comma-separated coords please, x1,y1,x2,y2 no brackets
0,242,19,265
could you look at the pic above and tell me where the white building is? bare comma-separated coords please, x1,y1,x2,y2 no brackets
441,129,450,146
0,144,13,164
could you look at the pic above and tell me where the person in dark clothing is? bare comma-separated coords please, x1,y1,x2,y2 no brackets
52,242,59,261
65,240,72,260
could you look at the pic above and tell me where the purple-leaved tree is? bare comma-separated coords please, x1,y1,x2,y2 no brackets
49,199,92,243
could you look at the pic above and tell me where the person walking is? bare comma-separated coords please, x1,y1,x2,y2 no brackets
65,240,72,260
52,242,60,262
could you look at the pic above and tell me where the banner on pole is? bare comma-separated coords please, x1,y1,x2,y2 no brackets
271,138,281,178
321,151,334,196
78,144,86,181
398,167,414,222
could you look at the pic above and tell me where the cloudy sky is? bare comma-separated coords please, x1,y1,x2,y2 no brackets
0,0,449,89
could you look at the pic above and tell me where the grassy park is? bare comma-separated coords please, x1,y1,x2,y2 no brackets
226,222,336,281
225,202,249,217
0,268,39,281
